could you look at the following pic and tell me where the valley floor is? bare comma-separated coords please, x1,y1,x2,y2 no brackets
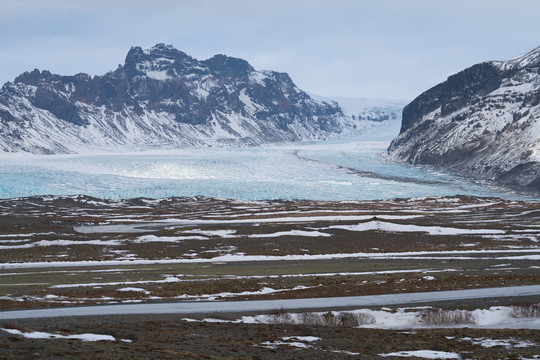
0,195,539,358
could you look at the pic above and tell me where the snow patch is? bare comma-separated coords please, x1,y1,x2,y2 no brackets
133,235,208,243
117,287,150,294
329,221,505,236
1,328,118,342
459,337,537,348
248,230,331,238
379,350,460,359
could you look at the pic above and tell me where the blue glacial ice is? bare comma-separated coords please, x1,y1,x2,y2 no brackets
0,140,534,201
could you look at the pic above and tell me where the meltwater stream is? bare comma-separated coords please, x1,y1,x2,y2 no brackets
0,140,530,201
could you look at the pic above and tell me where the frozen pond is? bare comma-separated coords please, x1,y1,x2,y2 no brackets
0,140,531,201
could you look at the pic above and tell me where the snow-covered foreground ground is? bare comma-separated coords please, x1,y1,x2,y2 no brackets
3,303,538,359
0,139,525,201
193,302,540,330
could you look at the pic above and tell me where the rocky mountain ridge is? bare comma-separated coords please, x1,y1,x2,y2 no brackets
0,44,378,154
387,46,540,193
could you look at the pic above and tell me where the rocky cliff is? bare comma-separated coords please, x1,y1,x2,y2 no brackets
387,46,540,193
0,44,359,154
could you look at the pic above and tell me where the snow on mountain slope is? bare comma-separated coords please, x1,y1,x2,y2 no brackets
0,44,400,154
387,45,540,193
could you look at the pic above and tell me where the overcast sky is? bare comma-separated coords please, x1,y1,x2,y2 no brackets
1,0,539,101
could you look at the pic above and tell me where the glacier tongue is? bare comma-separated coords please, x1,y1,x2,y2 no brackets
0,139,522,201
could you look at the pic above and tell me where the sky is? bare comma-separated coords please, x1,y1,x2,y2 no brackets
1,0,540,101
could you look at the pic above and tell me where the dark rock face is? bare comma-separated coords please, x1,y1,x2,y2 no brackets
400,63,503,133
0,44,348,154
388,46,540,194
31,86,87,126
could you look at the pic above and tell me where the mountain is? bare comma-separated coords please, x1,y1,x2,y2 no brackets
387,46,540,194
0,44,367,154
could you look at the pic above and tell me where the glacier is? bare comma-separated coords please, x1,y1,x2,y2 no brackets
0,133,531,201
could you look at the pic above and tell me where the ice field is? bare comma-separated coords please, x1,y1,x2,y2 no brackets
0,139,529,201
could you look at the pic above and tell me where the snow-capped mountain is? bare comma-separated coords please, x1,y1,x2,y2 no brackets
387,45,540,193
0,44,375,154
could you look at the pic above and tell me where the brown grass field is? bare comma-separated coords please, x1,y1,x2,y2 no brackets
0,195,539,358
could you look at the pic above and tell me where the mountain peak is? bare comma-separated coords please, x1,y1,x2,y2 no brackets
123,44,194,80
142,43,190,59
123,44,261,82
494,45,540,71
146,43,176,52
203,54,254,77
0,44,352,154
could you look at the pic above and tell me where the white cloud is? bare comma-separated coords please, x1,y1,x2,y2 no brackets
1,0,540,100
